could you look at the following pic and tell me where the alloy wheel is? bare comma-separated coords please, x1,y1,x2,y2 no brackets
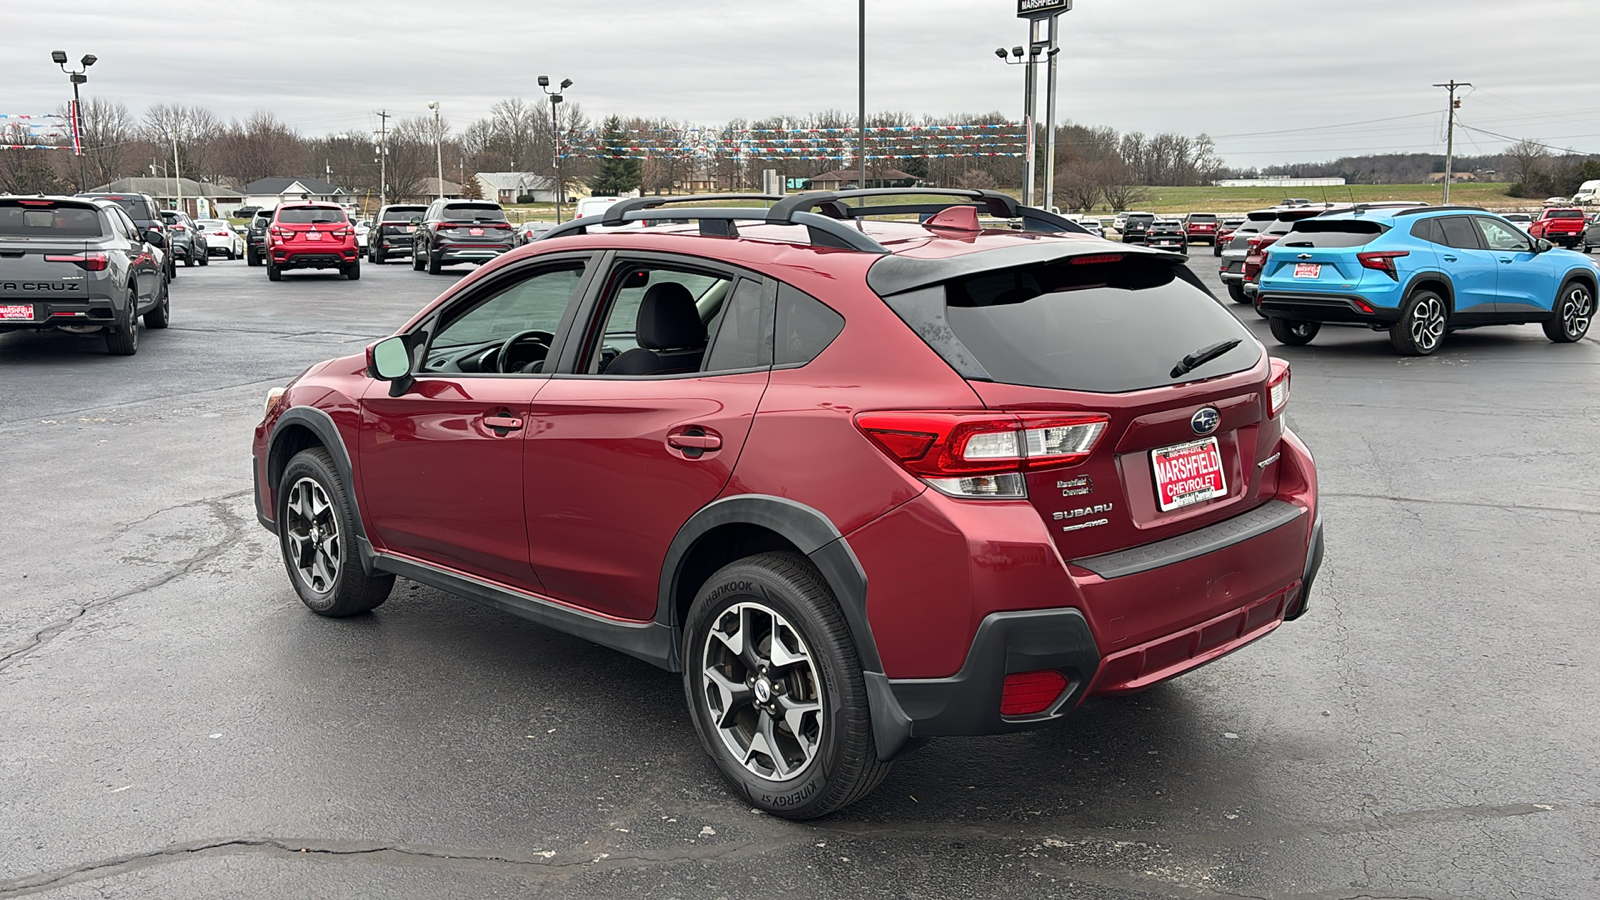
700,601,825,781
284,477,340,594
1561,286,1593,338
1410,295,1446,352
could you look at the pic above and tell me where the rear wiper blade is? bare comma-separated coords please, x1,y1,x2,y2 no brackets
1170,339,1242,379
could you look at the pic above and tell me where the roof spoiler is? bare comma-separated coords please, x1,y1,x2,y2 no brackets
535,188,1087,252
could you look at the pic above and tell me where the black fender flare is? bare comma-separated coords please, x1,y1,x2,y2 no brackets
267,406,375,571
1401,271,1455,313
1558,266,1598,296
657,494,915,759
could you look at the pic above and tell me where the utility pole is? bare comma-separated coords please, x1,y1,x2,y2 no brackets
1433,79,1470,205
376,110,389,207
171,134,182,215
427,101,443,201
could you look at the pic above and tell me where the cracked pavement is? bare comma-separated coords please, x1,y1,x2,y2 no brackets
1,257,1596,899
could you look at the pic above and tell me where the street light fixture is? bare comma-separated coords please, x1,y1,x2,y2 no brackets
996,43,1044,207
540,76,573,223
52,49,96,191
426,101,444,201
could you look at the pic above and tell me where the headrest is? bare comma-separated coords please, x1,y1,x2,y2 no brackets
636,282,705,350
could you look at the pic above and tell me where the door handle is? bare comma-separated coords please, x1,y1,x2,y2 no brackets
667,427,722,458
1499,258,1513,264
1442,255,1458,262
482,414,523,435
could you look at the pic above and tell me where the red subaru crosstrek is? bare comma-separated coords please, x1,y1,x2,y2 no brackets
267,202,360,281
252,190,1323,818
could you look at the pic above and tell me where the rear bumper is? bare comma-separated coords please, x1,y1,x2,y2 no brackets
1258,291,1402,325
857,431,1321,742
272,248,358,269
0,293,120,331
436,243,514,264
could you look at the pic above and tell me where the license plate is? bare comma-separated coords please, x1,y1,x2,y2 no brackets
0,304,34,321
1293,263,1320,279
469,227,484,236
1152,437,1227,512
306,232,323,241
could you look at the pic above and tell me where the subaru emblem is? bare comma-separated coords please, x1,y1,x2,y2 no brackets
1191,407,1221,435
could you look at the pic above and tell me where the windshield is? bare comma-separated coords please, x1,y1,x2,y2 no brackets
381,208,425,222
0,201,104,237
277,207,347,225
1187,214,1217,222
1548,209,1584,219
442,203,507,222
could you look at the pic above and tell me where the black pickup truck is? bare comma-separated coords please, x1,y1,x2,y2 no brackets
0,195,169,355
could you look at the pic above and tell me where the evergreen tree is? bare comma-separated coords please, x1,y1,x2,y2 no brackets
590,115,641,196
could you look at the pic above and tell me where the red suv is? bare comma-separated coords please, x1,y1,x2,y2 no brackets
267,202,360,281
252,190,1323,818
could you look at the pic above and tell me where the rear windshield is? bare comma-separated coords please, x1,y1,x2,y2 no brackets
885,258,1260,394
442,203,506,222
1278,219,1388,248
0,202,104,237
1125,213,1154,221
1187,214,1217,222
91,197,152,220
277,207,347,225
381,207,426,222
1547,209,1584,219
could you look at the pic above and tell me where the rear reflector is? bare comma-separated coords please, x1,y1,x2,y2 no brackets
1000,670,1068,716
1268,359,1290,418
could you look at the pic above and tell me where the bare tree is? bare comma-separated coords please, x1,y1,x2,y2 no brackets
65,98,141,189
142,104,222,182
215,112,302,184
1504,138,1550,189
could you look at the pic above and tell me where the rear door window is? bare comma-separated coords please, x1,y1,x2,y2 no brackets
1437,216,1483,250
884,257,1260,394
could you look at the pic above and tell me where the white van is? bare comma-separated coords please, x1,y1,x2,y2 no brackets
574,196,623,219
1572,180,1600,206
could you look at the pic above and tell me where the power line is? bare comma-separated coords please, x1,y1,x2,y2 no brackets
1455,123,1596,157
1209,111,1438,140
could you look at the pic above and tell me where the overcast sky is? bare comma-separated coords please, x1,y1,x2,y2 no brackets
6,0,1596,169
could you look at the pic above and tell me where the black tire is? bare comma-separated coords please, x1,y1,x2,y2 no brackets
345,259,361,280
1390,288,1448,356
371,246,384,264
198,250,209,266
143,278,170,329
412,248,424,271
426,251,442,275
683,552,890,820
267,263,282,282
247,248,261,267
1213,243,1223,257
106,288,139,356
277,448,394,617
1542,280,1594,343
1226,282,1248,304
1269,317,1320,345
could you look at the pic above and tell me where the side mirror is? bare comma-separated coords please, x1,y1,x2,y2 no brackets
409,216,423,226
144,229,165,248
1534,238,1554,253
368,336,417,397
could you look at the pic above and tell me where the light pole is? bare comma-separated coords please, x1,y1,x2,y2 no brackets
427,101,444,201
858,0,866,192
51,50,96,192
996,44,1042,207
539,76,573,223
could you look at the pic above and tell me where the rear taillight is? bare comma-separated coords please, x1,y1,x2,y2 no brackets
45,251,109,271
271,226,290,239
1267,359,1290,418
1000,670,1068,716
1357,250,1408,280
855,411,1109,499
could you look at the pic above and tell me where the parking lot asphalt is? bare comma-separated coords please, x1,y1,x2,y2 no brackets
2,247,1596,899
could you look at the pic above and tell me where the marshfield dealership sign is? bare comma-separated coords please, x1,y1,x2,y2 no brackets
1018,0,1070,16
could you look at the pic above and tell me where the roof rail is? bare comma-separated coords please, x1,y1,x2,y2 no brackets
534,187,1089,252
1389,205,1485,217
537,200,889,253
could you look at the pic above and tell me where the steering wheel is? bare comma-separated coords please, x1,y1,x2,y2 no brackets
497,330,554,373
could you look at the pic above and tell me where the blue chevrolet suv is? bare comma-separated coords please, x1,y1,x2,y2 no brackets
1257,206,1598,355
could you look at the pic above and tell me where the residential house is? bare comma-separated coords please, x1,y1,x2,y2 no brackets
88,177,245,219
475,172,558,204
805,168,919,191
240,176,349,211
